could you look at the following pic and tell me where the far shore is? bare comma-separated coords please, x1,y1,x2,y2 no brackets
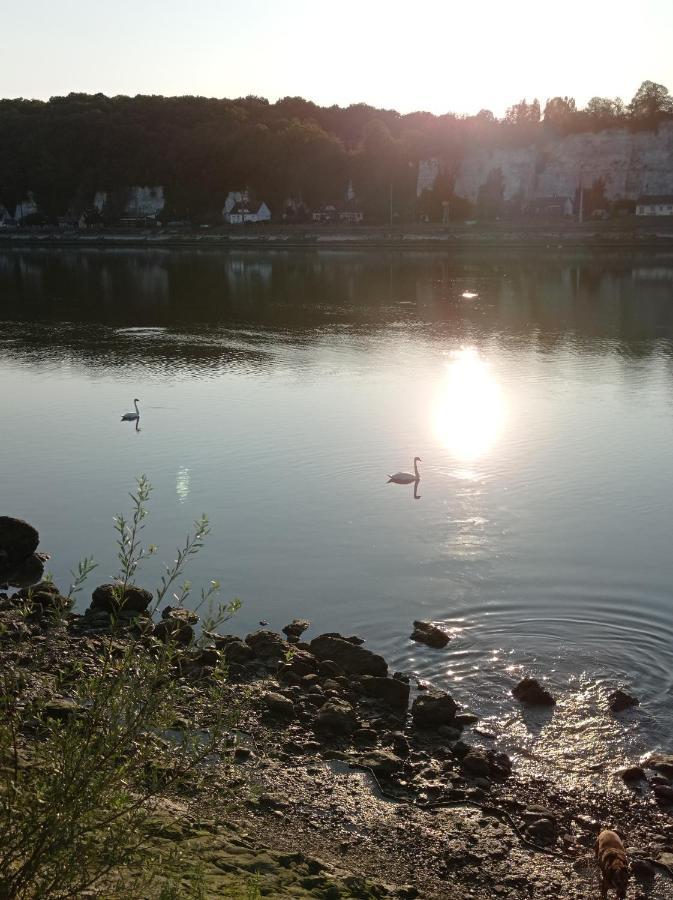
3,220,673,252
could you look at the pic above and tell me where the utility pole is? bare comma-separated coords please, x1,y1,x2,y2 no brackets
578,173,584,224
389,182,393,227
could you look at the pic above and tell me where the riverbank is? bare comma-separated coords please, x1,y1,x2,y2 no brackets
3,221,673,251
3,570,673,898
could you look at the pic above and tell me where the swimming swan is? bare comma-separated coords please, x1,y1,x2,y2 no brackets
121,399,140,422
388,457,421,484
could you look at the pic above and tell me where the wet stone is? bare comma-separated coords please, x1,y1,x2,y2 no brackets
410,620,451,649
512,677,556,706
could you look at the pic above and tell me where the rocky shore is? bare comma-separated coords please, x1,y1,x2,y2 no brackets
2,518,673,897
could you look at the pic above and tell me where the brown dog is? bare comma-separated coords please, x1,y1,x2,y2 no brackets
596,829,629,899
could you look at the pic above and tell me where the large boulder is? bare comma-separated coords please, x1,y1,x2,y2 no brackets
642,752,673,778
410,620,451,649
245,630,290,662
512,677,556,706
315,699,358,735
360,676,410,710
309,634,387,677
608,689,639,713
91,584,153,613
356,750,403,776
411,690,459,729
0,517,40,576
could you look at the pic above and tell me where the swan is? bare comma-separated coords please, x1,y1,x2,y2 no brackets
121,399,140,422
388,457,421,484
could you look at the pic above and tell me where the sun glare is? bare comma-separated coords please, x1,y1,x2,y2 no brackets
435,348,505,462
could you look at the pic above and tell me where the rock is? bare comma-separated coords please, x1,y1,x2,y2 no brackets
318,659,344,677
631,858,656,879
161,605,199,625
357,750,403,776
360,675,410,710
281,648,319,677
619,766,646,782
390,732,411,757
490,751,513,779
192,647,220,667
219,639,253,664
245,630,290,661
454,712,479,726
154,618,193,645
411,690,459,729
524,816,558,846
410,620,451,649
642,752,673,777
353,728,379,747
315,699,358,735
5,553,46,588
41,698,83,721
608,689,639,713
17,581,70,611
461,749,490,778
263,691,295,720
282,619,311,639
91,583,153,613
309,634,387,677
653,784,673,804
512,677,556,706
0,517,39,575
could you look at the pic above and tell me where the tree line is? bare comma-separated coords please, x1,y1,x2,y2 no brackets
0,81,671,223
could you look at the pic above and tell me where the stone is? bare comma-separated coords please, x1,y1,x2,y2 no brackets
653,784,673,804
512,677,556,706
222,640,254,664
282,619,311,639
245,630,290,661
357,750,403,776
360,676,410,710
454,712,479,726
91,583,153,613
631,858,656,879
353,728,379,747
161,605,199,625
461,749,490,778
0,517,39,575
42,698,83,721
4,553,46,588
608,689,639,712
411,690,459,729
524,817,558,846
315,699,358,735
154,618,193,645
410,620,451,649
642,753,673,777
619,766,646,782
17,581,70,611
390,732,411,757
309,634,387,677
318,659,344,677
263,691,295,720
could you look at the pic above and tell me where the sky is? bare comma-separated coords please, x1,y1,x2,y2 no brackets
2,0,673,117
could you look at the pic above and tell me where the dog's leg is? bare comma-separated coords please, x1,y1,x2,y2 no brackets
599,873,608,900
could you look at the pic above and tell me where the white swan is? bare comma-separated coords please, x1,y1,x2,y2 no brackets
388,457,421,484
121,399,140,422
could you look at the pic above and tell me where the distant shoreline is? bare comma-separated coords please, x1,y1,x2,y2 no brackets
3,222,673,252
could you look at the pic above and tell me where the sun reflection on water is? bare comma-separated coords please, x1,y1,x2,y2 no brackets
435,348,505,462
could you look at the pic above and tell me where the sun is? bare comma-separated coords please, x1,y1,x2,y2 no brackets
435,348,505,462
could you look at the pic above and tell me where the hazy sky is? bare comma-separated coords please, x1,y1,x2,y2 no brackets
2,0,672,116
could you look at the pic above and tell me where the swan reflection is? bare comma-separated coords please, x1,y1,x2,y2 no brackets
435,348,504,461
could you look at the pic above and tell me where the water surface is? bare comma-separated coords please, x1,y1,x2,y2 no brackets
2,246,673,785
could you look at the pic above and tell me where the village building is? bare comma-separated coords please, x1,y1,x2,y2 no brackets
224,200,271,225
528,196,574,217
338,209,364,224
636,196,673,216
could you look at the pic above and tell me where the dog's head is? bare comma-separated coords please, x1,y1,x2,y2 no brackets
606,860,629,898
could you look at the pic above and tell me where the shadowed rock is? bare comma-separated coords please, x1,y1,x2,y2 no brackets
0,517,40,576
91,583,153,613
360,675,410,710
410,620,451,649
309,634,387,677
411,690,459,728
608,689,639,713
512,677,556,706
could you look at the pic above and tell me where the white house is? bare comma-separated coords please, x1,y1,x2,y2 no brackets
224,200,271,224
636,196,673,216
338,209,364,224
529,196,574,217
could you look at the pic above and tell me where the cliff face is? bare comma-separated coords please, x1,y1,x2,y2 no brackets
421,123,673,203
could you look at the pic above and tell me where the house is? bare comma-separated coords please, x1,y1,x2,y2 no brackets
311,205,337,223
338,209,364,224
529,196,574,217
636,196,673,216
224,200,271,225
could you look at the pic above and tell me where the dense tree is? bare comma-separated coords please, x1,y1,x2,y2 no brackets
628,80,673,118
0,87,670,223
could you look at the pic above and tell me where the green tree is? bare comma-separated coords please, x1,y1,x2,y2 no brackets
628,80,673,117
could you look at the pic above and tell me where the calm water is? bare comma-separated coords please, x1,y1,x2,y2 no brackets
2,245,673,784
